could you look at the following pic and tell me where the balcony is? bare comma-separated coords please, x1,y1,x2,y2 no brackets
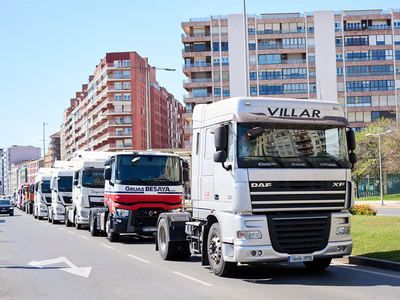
107,63,130,69
183,93,213,103
183,78,213,88
257,29,305,35
183,62,211,68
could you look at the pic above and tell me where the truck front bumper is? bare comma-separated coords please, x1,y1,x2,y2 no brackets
53,212,65,221
227,240,352,263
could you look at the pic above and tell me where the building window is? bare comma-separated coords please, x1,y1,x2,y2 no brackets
123,94,131,101
221,56,229,65
249,41,256,50
122,82,131,90
113,60,121,67
214,88,221,97
250,86,257,96
114,82,122,90
123,71,130,79
113,71,122,79
114,94,122,101
259,85,283,95
347,96,372,107
223,89,230,97
258,54,281,65
122,60,130,67
249,72,257,81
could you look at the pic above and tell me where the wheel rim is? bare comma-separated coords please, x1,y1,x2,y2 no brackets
106,220,110,235
159,223,167,252
209,232,222,266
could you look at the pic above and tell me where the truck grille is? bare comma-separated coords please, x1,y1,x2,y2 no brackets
267,213,331,254
63,196,72,204
250,181,347,212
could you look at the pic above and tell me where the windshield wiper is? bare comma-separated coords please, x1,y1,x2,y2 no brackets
153,178,175,184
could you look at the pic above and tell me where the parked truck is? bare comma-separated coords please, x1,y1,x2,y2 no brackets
89,151,185,242
65,152,111,229
155,97,357,276
48,168,74,224
33,168,55,220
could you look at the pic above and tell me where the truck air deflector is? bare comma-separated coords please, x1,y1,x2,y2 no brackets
235,113,349,127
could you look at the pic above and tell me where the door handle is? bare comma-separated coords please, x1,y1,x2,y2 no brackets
214,194,219,200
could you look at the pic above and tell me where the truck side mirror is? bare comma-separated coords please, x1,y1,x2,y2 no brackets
346,129,356,151
349,152,357,169
183,169,189,182
73,179,79,186
214,126,228,151
104,167,111,181
214,150,227,163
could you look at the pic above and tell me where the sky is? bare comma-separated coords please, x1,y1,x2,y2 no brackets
0,0,399,152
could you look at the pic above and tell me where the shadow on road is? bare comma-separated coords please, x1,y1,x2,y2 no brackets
357,250,400,262
224,263,400,287
0,265,62,270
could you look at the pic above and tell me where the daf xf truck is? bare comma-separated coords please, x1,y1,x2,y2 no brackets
89,151,185,242
155,97,357,276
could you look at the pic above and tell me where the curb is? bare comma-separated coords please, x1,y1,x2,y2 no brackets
341,256,400,272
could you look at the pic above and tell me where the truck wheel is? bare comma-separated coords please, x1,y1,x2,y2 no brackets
207,223,236,277
48,211,52,222
38,216,43,220
9,212,14,216
304,258,332,271
65,216,72,227
106,216,119,242
75,216,82,230
89,213,99,236
176,242,191,260
157,217,178,260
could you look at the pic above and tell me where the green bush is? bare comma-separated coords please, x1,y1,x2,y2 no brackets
350,204,377,216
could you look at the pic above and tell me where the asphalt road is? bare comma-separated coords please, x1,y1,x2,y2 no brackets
377,207,400,216
1,211,399,300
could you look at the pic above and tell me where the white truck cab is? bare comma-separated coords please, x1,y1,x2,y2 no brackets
66,158,108,229
33,168,56,220
49,168,74,224
156,97,357,276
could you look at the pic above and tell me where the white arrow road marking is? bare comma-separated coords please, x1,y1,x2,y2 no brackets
127,254,150,264
28,257,92,278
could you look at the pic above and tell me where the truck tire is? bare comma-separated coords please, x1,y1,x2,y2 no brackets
157,217,179,260
89,213,99,236
304,258,332,271
75,216,82,230
207,222,236,277
52,217,58,224
65,216,72,227
48,211,52,222
9,212,14,216
106,216,119,242
38,216,43,220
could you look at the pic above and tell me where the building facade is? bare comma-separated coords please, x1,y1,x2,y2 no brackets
2,145,41,195
182,9,400,141
0,148,4,195
61,52,184,160
44,132,61,167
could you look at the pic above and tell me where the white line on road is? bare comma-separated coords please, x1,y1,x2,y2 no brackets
68,230,75,235
101,243,115,250
333,264,400,280
80,235,89,240
172,271,212,287
127,254,150,264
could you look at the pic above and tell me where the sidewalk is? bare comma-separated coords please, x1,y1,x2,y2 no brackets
355,200,400,208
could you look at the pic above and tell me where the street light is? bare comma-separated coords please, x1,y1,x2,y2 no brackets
144,63,176,150
366,129,392,205
42,122,48,158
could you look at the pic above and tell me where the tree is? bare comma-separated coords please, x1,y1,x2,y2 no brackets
352,119,396,197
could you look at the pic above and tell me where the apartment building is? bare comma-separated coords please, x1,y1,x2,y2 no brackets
60,52,184,160
44,132,61,167
182,9,400,139
1,145,41,195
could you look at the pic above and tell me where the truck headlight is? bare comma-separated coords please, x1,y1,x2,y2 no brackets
56,206,64,213
336,226,350,235
114,208,129,218
80,210,89,218
237,230,262,240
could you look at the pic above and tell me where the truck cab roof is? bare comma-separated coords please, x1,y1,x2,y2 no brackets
193,97,346,128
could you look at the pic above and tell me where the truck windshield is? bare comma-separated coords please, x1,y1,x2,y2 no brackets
58,176,72,192
116,155,181,185
82,169,105,188
237,123,350,168
0,199,11,205
41,180,51,193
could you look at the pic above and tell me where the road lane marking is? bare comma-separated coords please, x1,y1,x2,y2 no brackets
80,235,89,240
101,243,115,250
28,257,92,278
172,271,212,287
68,230,75,235
333,264,400,280
127,254,150,264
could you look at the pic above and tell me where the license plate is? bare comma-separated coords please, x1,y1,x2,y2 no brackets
288,255,313,263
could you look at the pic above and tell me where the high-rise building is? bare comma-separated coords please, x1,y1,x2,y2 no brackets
60,52,184,160
44,132,61,167
182,9,400,143
1,145,41,195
